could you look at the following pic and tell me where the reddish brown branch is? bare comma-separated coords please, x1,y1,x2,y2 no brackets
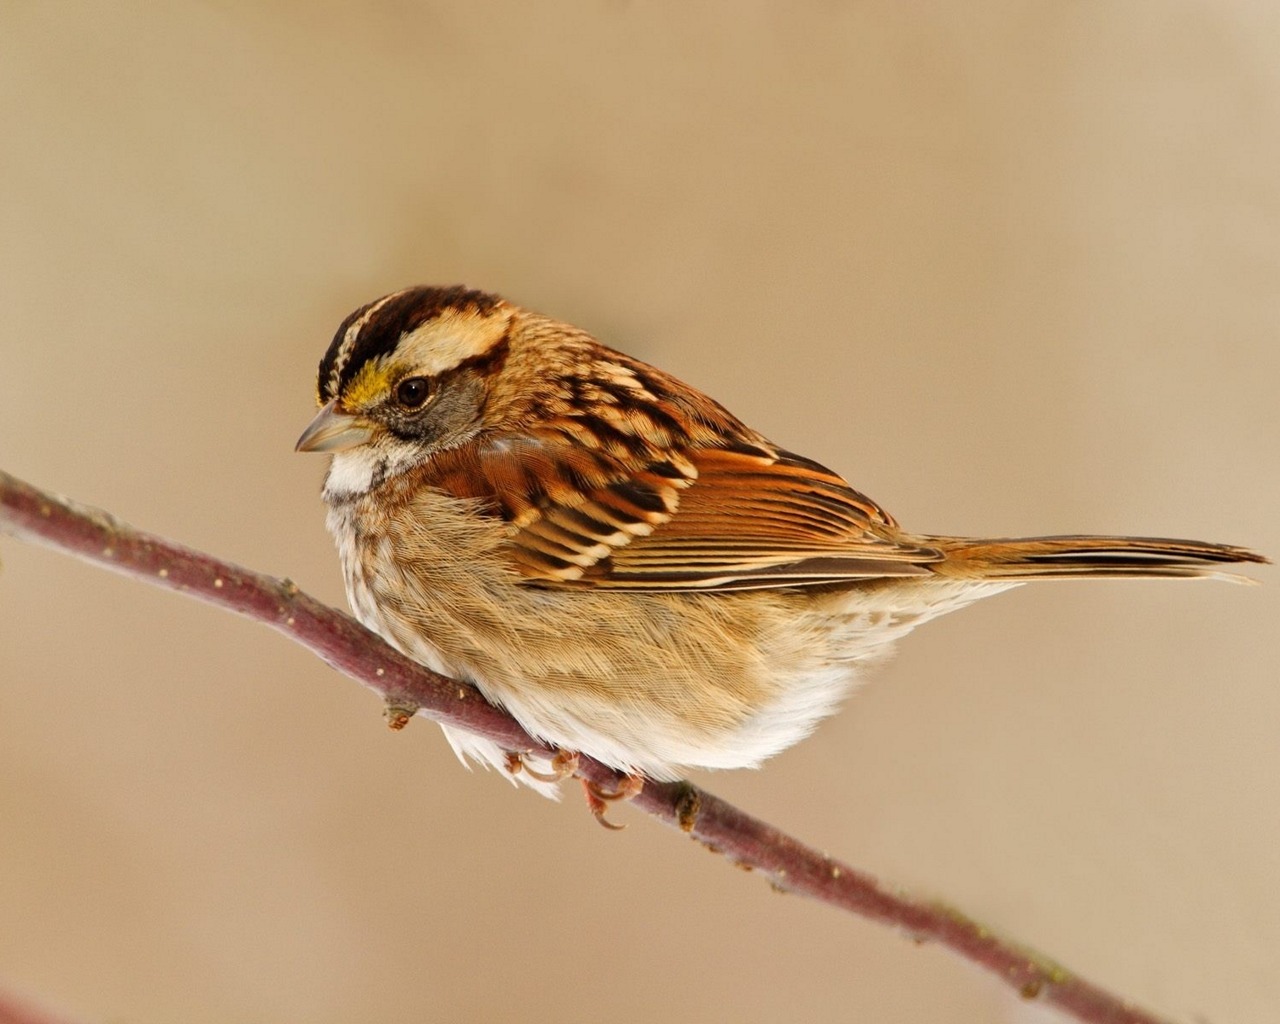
0,468,1175,1024
0,988,86,1024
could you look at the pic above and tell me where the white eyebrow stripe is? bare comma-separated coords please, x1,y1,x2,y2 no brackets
395,308,505,377
327,289,413,398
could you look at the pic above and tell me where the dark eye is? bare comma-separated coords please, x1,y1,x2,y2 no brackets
395,377,432,409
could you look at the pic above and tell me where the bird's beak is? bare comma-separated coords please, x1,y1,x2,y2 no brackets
295,400,376,453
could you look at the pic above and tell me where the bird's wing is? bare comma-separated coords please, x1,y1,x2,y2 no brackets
426,430,941,592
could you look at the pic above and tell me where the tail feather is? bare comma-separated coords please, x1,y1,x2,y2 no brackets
925,534,1268,583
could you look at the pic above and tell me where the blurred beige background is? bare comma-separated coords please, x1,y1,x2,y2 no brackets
1,3,1277,1023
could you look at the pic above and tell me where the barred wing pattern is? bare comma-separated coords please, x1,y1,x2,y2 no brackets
426,432,942,592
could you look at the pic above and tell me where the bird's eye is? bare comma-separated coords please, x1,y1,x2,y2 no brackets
395,377,432,409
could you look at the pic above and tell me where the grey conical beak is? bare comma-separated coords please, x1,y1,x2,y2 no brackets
295,400,376,453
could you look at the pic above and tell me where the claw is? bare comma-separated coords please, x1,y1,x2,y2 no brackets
522,749,580,784
503,749,580,785
582,773,644,830
502,751,643,828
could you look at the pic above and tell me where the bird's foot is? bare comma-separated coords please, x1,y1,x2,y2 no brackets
502,750,642,829
522,749,581,783
504,749,580,784
582,773,644,830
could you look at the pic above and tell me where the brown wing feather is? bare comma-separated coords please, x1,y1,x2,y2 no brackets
577,445,941,590
423,428,695,582
425,427,941,591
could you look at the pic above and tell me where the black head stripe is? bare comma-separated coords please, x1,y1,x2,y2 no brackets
317,285,504,401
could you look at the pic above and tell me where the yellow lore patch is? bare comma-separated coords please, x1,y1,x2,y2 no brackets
342,359,396,410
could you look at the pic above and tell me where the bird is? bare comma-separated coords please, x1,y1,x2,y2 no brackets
296,284,1265,824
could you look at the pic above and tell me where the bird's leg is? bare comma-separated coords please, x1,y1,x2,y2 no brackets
583,773,645,830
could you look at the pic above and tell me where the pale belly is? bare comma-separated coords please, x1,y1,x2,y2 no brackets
325,486,1010,794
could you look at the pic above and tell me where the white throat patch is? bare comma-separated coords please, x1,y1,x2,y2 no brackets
323,449,384,500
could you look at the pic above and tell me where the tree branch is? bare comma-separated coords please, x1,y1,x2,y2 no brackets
0,987,87,1024
0,468,1176,1024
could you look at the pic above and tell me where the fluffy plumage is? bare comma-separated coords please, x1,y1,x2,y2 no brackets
297,285,1266,795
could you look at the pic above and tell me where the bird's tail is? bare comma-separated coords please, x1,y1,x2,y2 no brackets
922,534,1268,583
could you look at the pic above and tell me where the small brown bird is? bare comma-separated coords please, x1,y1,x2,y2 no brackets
296,285,1264,818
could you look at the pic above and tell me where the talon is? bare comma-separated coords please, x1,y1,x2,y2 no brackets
582,773,644,830
522,749,580,784
503,751,524,776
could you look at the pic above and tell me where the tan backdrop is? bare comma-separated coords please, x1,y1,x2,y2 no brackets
1,4,1277,1022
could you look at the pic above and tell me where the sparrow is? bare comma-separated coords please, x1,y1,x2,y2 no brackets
296,285,1265,821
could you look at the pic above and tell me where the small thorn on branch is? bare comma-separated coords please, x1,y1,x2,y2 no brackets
383,700,419,731
673,781,701,833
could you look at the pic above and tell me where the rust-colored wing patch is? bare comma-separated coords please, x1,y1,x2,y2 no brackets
423,430,696,582
428,431,940,591
569,444,942,590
